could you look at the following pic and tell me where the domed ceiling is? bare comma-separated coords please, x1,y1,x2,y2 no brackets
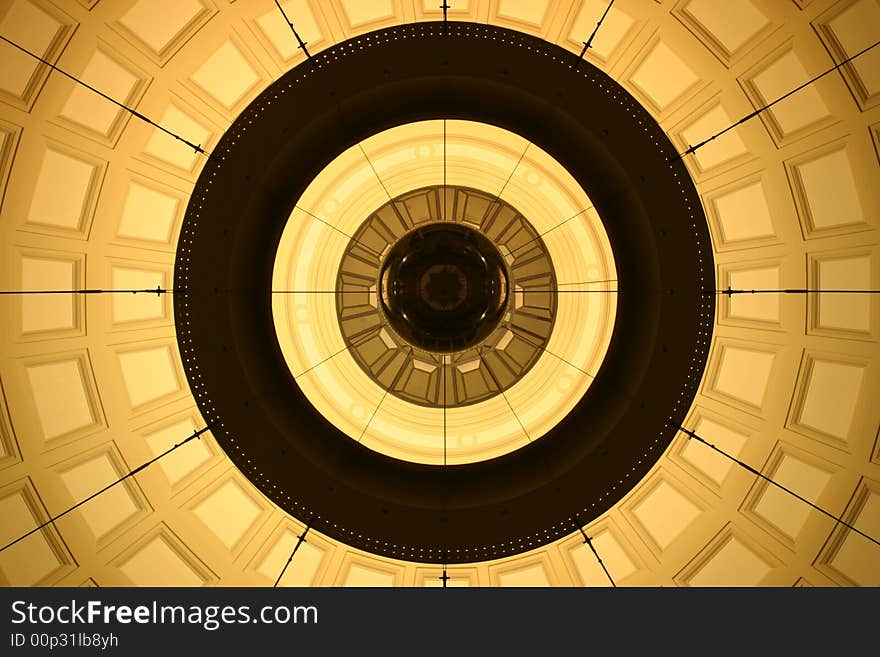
0,0,878,587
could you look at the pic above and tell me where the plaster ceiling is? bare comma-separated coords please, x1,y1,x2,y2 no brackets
0,0,878,586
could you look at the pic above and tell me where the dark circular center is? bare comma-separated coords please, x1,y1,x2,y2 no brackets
379,223,509,352
420,264,468,310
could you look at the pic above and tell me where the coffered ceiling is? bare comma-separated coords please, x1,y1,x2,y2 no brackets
0,0,878,587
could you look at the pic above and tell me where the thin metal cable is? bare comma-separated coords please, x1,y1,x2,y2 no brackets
0,424,216,553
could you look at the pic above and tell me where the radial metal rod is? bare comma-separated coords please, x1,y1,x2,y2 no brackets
0,424,215,553
673,37,880,161
518,289,619,294
578,526,616,587
295,205,383,259
576,0,615,65
0,287,180,296
440,550,450,588
679,425,880,549
358,345,412,442
273,0,314,64
292,329,378,380
273,515,316,587
478,348,530,441
0,35,216,161
512,329,595,379
507,208,590,257
708,287,880,296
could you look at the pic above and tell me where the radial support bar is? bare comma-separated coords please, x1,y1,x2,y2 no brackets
708,287,880,296
273,516,316,587
576,0,615,66
0,35,216,161
0,287,180,296
273,0,314,64
673,37,880,160
578,526,616,587
679,425,880,549
0,424,216,553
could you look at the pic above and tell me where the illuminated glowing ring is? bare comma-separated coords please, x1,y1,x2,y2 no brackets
175,22,714,564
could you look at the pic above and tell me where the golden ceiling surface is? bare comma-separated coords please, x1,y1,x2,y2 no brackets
273,121,615,464
0,0,878,586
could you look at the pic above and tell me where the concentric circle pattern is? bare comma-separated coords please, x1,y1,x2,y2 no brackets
0,0,877,586
273,122,616,466
336,185,556,409
177,23,712,562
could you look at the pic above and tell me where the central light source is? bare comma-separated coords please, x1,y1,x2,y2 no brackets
379,223,509,353
272,121,617,464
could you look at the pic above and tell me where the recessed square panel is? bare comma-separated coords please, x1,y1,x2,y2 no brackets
20,255,78,334
0,0,67,104
118,0,209,62
496,0,551,27
631,478,702,550
629,40,700,112
496,560,552,586
341,559,397,586
824,487,880,586
710,179,775,244
190,40,261,111
679,104,749,172
685,534,772,586
117,179,181,244
142,104,212,172
0,487,65,586
256,0,323,61
746,48,830,139
724,265,781,324
143,418,213,486
811,253,873,334
58,452,141,540
338,0,394,28
795,357,865,441
679,416,748,485
191,478,264,551
256,526,325,586
567,0,634,61
58,49,141,137
790,145,865,235
110,266,167,324
751,453,832,540
568,528,636,585
117,531,206,586
26,146,101,234
117,345,180,409
711,345,775,409
818,0,880,106
679,0,770,61
25,356,98,440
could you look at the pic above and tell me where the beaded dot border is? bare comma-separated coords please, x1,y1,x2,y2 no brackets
174,22,714,563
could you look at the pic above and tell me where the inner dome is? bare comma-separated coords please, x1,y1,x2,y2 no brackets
379,223,510,353
272,120,618,465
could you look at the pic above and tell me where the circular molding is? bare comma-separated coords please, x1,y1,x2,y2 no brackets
271,129,613,466
335,184,556,409
175,22,714,563
378,220,512,353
